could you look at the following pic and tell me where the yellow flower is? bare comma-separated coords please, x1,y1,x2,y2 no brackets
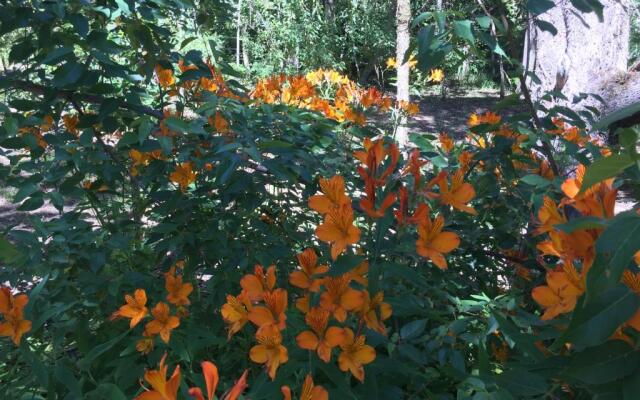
429,68,445,83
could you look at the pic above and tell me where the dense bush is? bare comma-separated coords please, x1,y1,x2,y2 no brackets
1,1,640,400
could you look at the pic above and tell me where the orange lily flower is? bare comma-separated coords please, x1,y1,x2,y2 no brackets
357,291,392,335
458,151,474,169
0,288,31,345
110,289,148,328
622,270,640,331
169,162,196,192
134,353,181,400
209,111,230,135
145,302,180,344
337,328,376,382
316,204,361,260
62,114,79,135
136,331,154,354
295,293,311,314
319,275,364,322
155,65,176,88
561,164,617,219
248,288,288,330
289,248,329,292
429,68,445,83
416,214,460,270
222,369,249,400
188,361,219,400
532,263,585,320
402,149,428,188
349,260,369,287
360,180,396,218
250,324,289,380
534,196,567,236
296,307,345,362
308,175,351,215
426,169,477,215
221,293,252,339
240,264,277,302
281,374,328,400
537,229,595,268
439,132,454,153
165,267,193,306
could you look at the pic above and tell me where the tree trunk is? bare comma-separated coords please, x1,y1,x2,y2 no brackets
235,0,243,65
395,0,411,147
523,0,632,118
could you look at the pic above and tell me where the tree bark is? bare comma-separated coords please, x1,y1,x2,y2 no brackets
523,0,632,118
236,0,243,65
395,0,411,147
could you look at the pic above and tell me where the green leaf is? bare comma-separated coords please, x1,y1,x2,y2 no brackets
87,384,128,400
555,216,607,233
579,154,634,194
77,331,129,370
586,213,640,298
593,101,640,131
54,364,82,398
164,116,190,133
623,366,640,400
3,115,19,136
527,0,556,15
493,369,548,396
520,174,551,187
328,254,365,276
17,196,44,211
555,285,639,349
453,20,475,45
0,235,19,264
565,341,640,385
534,19,558,35
400,319,426,340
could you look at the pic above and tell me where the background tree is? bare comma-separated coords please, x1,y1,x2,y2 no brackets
395,0,411,146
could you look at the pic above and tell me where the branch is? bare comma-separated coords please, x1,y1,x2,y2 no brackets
518,75,561,176
5,79,164,119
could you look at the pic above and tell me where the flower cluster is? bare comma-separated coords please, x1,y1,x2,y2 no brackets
250,69,399,125
0,286,31,345
110,264,193,353
531,164,640,332
134,354,248,400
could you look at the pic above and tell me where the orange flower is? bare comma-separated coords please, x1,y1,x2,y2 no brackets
622,270,640,331
136,333,154,354
169,162,196,192
248,288,288,330
295,293,311,314
399,101,419,115
224,369,249,400
429,68,445,83
281,374,328,400
337,328,376,382
110,289,148,328
134,353,181,400
210,111,230,134
289,248,329,292
402,149,428,189
221,293,252,339
308,175,351,215
458,151,474,169
537,229,595,267
357,291,392,335
426,169,477,215
145,302,180,344
62,114,79,135
416,214,460,270
534,196,566,236
188,361,219,400
319,275,364,322
316,204,361,260
155,65,176,87
532,264,585,320
0,287,31,345
561,164,617,219
165,267,193,306
468,111,501,127
296,307,345,362
360,182,396,218
349,260,369,287
439,132,454,153
250,324,288,380
240,264,277,302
